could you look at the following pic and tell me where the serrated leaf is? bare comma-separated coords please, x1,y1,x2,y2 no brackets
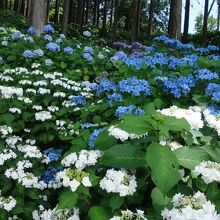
88,206,108,220
101,144,146,169
58,191,79,209
174,147,210,169
146,143,181,195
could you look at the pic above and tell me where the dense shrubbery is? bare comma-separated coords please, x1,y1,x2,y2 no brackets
0,25,220,220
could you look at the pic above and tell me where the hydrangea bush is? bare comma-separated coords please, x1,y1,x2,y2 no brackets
0,25,220,219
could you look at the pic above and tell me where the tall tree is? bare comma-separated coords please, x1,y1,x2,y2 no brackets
85,0,89,25
68,0,74,23
29,0,47,33
202,0,209,45
131,0,141,42
93,0,97,25
110,0,114,29
62,0,70,35
168,0,182,39
76,0,84,30
14,0,19,11
96,0,100,26
112,0,120,42
182,0,190,43
102,0,108,32
147,0,154,40
20,0,26,15
46,0,50,23
54,0,60,23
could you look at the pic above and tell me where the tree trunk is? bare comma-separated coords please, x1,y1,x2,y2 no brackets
85,0,89,25
46,0,50,23
5,0,8,9
30,0,47,33
76,0,84,30
9,0,12,10
96,0,100,26
202,0,209,46
68,0,74,23
93,0,97,25
55,0,60,23
182,0,190,43
20,0,25,15
168,0,182,40
131,0,141,42
110,0,114,29
28,0,35,24
102,0,108,31
14,0,19,11
62,0,70,35
0,0,4,9
112,0,120,42
147,0,153,40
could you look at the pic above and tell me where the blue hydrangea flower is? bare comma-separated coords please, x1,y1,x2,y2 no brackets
0,56,3,62
108,93,123,106
71,95,86,106
89,128,104,147
205,83,220,96
34,49,44,57
41,166,63,183
43,24,54,34
207,45,219,51
45,59,53,66
43,148,62,162
44,34,52,41
96,78,117,94
1,41,8,46
194,69,219,81
81,123,98,129
46,42,60,52
84,46,94,54
11,30,21,40
115,105,144,118
207,105,220,115
56,38,63,44
23,50,35,59
118,77,151,96
83,52,94,62
64,47,74,55
98,53,105,60
60,34,66,38
27,27,37,35
25,36,34,43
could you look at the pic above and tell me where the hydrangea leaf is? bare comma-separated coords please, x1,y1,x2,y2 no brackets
146,143,181,195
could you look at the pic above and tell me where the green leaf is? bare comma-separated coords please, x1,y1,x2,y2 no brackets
146,143,181,195
119,115,151,135
204,145,220,163
58,191,79,209
88,206,108,220
151,187,171,212
110,195,124,211
60,62,67,69
174,147,210,169
101,144,146,169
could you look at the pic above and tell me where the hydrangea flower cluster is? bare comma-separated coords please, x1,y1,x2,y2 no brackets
158,106,203,130
32,205,80,220
203,106,220,136
194,161,220,184
0,194,17,212
161,192,220,220
57,168,92,192
194,69,219,81
100,169,137,196
118,77,151,96
110,209,147,220
88,128,105,147
46,42,60,52
43,24,54,34
27,27,37,35
61,150,102,170
205,83,220,102
108,126,147,141
115,105,144,118
108,93,123,106
156,74,196,98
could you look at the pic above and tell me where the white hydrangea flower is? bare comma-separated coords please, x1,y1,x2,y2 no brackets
83,30,92,37
110,209,147,220
100,169,137,197
32,205,80,220
203,108,220,136
108,126,147,141
57,168,91,192
194,161,220,184
158,105,204,130
0,195,16,212
35,111,52,121
161,192,220,220
0,85,23,99
9,107,21,114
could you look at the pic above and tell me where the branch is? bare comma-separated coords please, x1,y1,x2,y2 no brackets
208,0,215,16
